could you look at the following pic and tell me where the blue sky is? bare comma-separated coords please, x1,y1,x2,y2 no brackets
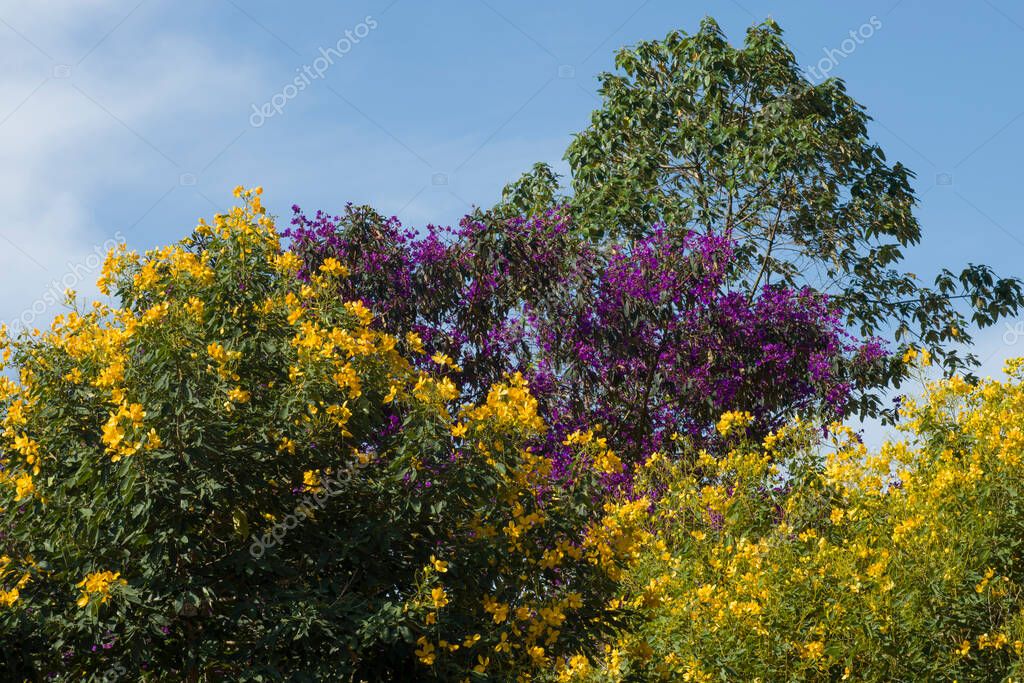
1,0,1022,442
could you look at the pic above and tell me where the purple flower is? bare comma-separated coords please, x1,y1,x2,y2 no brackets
285,206,879,493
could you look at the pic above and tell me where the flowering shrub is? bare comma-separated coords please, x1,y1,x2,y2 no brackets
580,359,1024,681
2,187,1018,681
0,189,638,681
1,16,1020,680
285,205,879,484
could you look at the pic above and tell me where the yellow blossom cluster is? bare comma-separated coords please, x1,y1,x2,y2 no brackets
404,376,648,677
715,409,753,436
0,187,708,681
101,401,159,461
0,188,419,631
0,556,31,608
563,428,623,475
580,362,1024,681
75,570,125,608
463,372,545,433
582,499,651,581
901,345,932,366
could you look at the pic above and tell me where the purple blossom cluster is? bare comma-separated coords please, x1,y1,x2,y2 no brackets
285,205,887,486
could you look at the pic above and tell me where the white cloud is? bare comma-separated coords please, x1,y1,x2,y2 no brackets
0,0,264,329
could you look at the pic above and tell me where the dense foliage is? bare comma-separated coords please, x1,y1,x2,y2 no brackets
285,204,876,479
503,18,1024,421
580,358,1024,681
0,190,641,681
2,15,1024,683
4,189,1021,681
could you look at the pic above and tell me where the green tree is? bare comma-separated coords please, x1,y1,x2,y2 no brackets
501,17,1023,420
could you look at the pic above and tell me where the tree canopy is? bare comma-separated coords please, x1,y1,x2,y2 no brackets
500,17,1023,421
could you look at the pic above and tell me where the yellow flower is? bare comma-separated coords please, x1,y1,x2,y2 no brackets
75,570,125,608
800,640,825,660
12,433,39,461
483,596,509,623
430,352,460,371
431,586,449,608
430,555,449,573
593,449,623,474
13,473,34,500
207,342,238,365
0,588,18,607
227,387,251,404
144,429,162,451
343,300,373,326
303,470,322,491
716,410,753,437
975,567,996,593
183,296,205,320
494,632,511,653
126,403,145,425
101,417,125,451
273,251,302,274
319,257,349,277
405,331,425,354
415,637,436,665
